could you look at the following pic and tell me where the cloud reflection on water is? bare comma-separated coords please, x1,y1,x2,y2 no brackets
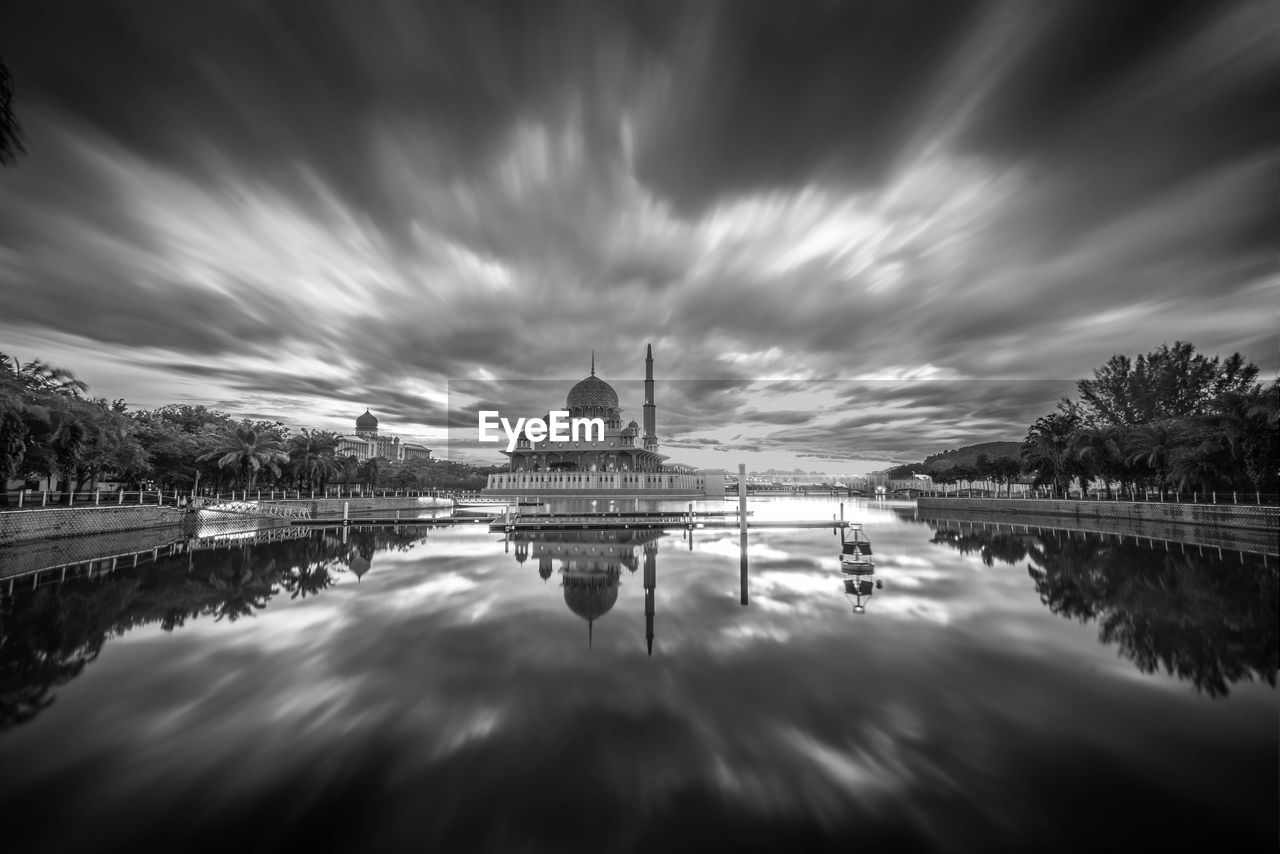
0,501,1274,850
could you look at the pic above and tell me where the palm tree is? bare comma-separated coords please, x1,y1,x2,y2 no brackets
1168,435,1231,495
1071,424,1128,499
337,454,360,493
197,423,289,491
1021,411,1082,497
0,355,87,397
287,429,340,492
1211,383,1279,495
1123,421,1185,494
358,456,383,491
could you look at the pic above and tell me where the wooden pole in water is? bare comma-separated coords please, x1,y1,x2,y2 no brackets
739,464,747,534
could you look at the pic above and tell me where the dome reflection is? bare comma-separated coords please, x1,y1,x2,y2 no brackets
510,530,665,652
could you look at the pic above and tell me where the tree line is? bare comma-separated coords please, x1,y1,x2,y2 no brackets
884,342,1277,498
1,353,500,503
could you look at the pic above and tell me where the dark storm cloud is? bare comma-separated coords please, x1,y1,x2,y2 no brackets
2,0,1275,464
633,0,982,210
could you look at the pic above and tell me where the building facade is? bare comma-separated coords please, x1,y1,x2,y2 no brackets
335,409,431,463
486,344,723,497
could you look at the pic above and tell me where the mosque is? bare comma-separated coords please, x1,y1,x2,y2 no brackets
484,344,724,497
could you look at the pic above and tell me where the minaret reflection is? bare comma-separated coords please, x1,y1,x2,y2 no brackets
512,529,666,651
643,540,657,656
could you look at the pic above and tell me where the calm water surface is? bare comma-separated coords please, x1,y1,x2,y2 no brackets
1,497,1275,852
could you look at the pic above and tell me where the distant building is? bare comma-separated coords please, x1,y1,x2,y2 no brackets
401,443,432,462
336,409,431,463
335,433,373,461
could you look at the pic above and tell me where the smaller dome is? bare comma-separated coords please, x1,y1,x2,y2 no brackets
356,409,379,429
628,420,639,428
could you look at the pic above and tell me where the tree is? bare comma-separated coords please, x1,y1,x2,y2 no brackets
1021,409,1084,497
1077,342,1259,427
337,454,360,489
357,456,383,490
971,453,1023,498
1,355,97,501
287,429,341,491
196,423,289,491
132,404,236,490
1210,381,1280,495
1168,433,1233,495
1123,421,1185,493
1070,425,1128,498
1,56,26,166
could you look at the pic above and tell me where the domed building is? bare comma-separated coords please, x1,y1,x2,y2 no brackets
355,409,379,436
335,409,432,462
502,348,662,474
486,345,723,497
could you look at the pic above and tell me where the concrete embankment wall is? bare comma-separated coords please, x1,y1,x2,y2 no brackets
916,498,1278,555
0,505,188,546
916,497,1276,531
915,502,1276,556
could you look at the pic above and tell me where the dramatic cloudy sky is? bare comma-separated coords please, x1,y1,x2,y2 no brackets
2,1,1276,472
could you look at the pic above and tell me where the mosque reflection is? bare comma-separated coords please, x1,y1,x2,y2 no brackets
510,529,664,653
506,525,885,648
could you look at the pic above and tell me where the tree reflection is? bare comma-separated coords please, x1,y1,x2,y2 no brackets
930,529,1035,567
929,524,1278,697
0,525,430,728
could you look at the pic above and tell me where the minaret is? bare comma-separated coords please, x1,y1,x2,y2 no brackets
643,541,657,656
643,343,657,451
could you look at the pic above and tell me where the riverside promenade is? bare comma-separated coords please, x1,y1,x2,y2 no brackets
0,494,456,545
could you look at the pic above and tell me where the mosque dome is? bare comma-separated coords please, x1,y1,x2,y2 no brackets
562,575,620,622
356,409,379,430
566,375,619,410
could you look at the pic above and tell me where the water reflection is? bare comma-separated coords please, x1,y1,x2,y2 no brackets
927,522,1279,697
0,503,1274,851
0,525,427,730
842,569,883,615
509,529,664,653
